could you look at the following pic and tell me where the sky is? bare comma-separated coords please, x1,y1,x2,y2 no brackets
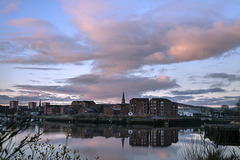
0,0,240,107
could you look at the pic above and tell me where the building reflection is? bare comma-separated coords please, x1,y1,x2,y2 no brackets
42,123,66,133
150,128,178,147
39,122,179,148
129,128,178,147
70,125,129,139
129,129,149,146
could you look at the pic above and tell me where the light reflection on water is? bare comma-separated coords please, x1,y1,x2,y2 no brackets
15,122,240,160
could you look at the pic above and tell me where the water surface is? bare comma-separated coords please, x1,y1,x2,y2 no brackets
16,122,240,160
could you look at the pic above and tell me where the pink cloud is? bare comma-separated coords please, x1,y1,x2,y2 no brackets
61,0,240,73
0,2,18,15
2,0,240,75
7,18,52,27
165,22,240,62
157,75,169,83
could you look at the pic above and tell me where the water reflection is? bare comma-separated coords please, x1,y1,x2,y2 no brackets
149,128,178,147
129,128,178,147
37,122,240,147
41,122,180,148
22,122,240,160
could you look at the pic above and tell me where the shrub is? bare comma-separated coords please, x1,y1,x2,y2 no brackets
0,114,83,160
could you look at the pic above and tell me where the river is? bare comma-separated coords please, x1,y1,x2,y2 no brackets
15,121,240,160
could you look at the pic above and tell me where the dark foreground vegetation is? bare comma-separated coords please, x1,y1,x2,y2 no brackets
0,114,103,160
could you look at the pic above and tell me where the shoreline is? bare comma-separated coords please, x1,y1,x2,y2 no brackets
33,114,233,127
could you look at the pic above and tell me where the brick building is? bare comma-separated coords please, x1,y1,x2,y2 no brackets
42,102,50,107
44,105,66,115
64,107,78,114
103,106,121,115
9,100,18,110
72,101,95,108
172,102,178,116
71,101,98,114
28,102,37,109
113,104,130,115
78,107,96,114
130,98,149,115
149,98,178,117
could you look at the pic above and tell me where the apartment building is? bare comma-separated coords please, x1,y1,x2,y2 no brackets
9,100,18,110
130,98,149,115
149,98,178,116
28,102,36,109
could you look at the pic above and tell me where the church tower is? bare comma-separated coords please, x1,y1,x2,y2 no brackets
121,92,125,105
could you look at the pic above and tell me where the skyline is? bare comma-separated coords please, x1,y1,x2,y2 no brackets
0,0,240,107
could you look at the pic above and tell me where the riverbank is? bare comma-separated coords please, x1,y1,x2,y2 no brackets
33,114,236,127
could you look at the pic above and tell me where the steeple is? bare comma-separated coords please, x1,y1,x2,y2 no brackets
38,99,41,112
121,92,125,105
39,99,41,107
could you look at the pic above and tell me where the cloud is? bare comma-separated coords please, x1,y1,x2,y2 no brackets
68,74,179,99
0,41,21,54
14,67,61,70
1,0,239,106
14,74,179,102
60,0,240,73
0,95,12,102
205,73,240,82
7,18,52,27
1,18,91,64
185,96,240,106
0,2,18,15
0,94,75,105
14,85,79,95
0,89,14,92
164,22,240,62
1,1,240,75
171,87,225,95
142,95,195,103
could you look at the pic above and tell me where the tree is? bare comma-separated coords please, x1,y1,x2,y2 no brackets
0,114,40,159
221,105,229,110
236,99,240,110
221,105,230,117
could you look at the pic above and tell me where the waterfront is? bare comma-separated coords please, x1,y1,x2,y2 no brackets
15,122,240,160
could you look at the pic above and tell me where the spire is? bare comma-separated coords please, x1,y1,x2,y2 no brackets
39,99,41,107
38,99,42,112
121,92,125,105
